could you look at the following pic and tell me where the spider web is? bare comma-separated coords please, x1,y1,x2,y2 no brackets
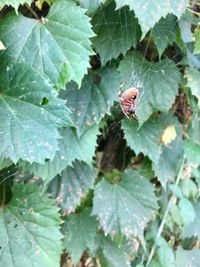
0,0,197,219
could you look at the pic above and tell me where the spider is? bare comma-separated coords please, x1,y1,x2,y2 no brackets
118,81,139,119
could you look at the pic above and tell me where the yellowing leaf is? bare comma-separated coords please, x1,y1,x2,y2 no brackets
0,41,6,50
161,125,177,145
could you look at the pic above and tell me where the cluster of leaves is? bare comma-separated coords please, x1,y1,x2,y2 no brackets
0,0,200,266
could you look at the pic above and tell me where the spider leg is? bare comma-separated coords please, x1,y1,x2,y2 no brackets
132,113,137,120
118,80,127,97
121,109,131,120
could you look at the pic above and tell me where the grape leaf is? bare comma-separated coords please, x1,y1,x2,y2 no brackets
182,201,200,240
0,0,94,87
122,118,163,164
60,67,121,135
156,238,176,267
176,247,200,267
63,209,98,264
54,160,96,213
194,27,200,54
180,179,198,199
184,139,200,165
98,235,131,267
0,56,70,163
118,51,180,124
22,124,99,182
186,68,200,106
184,112,200,165
92,2,141,65
122,114,183,186
152,115,183,187
0,184,62,267
0,0,32,10
178,197,195,227
92,169,158,241
115,0,188,38
79,0,106,14
0,158,13,171
152,14,178,57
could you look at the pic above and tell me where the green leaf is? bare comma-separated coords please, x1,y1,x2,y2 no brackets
60,67,121,135
92,2,141,65
22,124,99,182
92,169,158,241
0,158,13,171
178,18,193,44
152,14,177,57
184,139,200,165
152,115,183,187
156,237,176,267
122,118,163,164
184,113,200,165
186,68,200,106
98,235,131,267
176,247,200,267
79,0,106,14
178,197,195,227
0,56,69,163
122,114,183,186
170,204,183,227
118,51,180,124
194,27,200,54
0,0,94,87
54,160,96,213
0,184,62,267
115,0,188,38
63,209,98,264
183,201,200,239
0,0,32,10
180,179,198,199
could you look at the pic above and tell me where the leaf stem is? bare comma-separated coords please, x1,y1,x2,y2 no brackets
146,155,186,266
25,4,39,19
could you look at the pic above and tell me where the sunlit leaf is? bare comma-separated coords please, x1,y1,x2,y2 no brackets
0,184,62,267
92,169,158,241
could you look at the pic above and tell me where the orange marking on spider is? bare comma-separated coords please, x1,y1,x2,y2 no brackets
118,81,139,119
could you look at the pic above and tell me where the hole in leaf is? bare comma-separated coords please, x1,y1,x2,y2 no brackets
41,97,49,106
